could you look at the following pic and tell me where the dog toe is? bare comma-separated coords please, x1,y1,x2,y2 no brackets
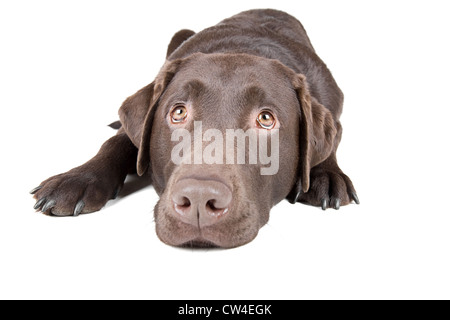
31,167,122,217
293,165,357,210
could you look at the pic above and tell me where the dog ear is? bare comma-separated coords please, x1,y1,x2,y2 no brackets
118,83,155,149
294,74,337,192
119,60,182,176
166,29,196,58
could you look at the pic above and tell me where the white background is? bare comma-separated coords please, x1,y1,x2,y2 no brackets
1,0,449,300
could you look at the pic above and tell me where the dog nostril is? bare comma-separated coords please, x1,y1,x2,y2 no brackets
206,200,229,217
179,197,191,207
207,200,216,210
174,196,191,216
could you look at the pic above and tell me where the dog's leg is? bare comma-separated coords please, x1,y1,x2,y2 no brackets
31,129,138,216
290,152,359,210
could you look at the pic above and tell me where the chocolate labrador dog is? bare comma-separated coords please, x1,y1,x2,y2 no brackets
31,9,358,248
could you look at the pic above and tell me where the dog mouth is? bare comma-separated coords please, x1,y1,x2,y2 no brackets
180,238,220,249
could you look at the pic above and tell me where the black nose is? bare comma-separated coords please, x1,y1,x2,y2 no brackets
171,178,232,228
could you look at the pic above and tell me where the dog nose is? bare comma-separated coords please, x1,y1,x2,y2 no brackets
171,178,232,227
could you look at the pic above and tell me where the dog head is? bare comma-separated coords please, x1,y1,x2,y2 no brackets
119,53,336,248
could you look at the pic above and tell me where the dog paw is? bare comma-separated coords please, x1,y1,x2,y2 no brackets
30,166,122,216
289,165,359,210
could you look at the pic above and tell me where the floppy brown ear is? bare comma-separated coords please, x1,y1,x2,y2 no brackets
119,60,182,176
118,83,155,149
294,74,337,192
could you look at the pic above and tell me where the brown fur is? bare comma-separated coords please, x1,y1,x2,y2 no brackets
31,9,358,248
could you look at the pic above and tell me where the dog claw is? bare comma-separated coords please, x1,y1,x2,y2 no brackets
288,181,302,204
351,192,360,205
30,186,42,194
289,190,302,204
112,187,121,200
293,191,302,204
34,197,46,210
41,200,56,213
321,198,327,211
334,199,341,210
73,200,85,216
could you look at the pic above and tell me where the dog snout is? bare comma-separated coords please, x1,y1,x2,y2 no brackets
171,178,232,227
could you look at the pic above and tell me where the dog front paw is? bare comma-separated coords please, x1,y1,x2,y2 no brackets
30,165,123,216
289,165,359,210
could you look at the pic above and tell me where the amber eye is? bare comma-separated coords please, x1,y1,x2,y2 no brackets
170,105,188,123
256,111,276,129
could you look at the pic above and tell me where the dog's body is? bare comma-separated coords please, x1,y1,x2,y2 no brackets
31,9,358,248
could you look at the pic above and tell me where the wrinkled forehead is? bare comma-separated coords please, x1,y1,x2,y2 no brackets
162,54,297,119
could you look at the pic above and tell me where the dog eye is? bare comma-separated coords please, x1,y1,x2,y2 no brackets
256,111,276,129
170,105,188,123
